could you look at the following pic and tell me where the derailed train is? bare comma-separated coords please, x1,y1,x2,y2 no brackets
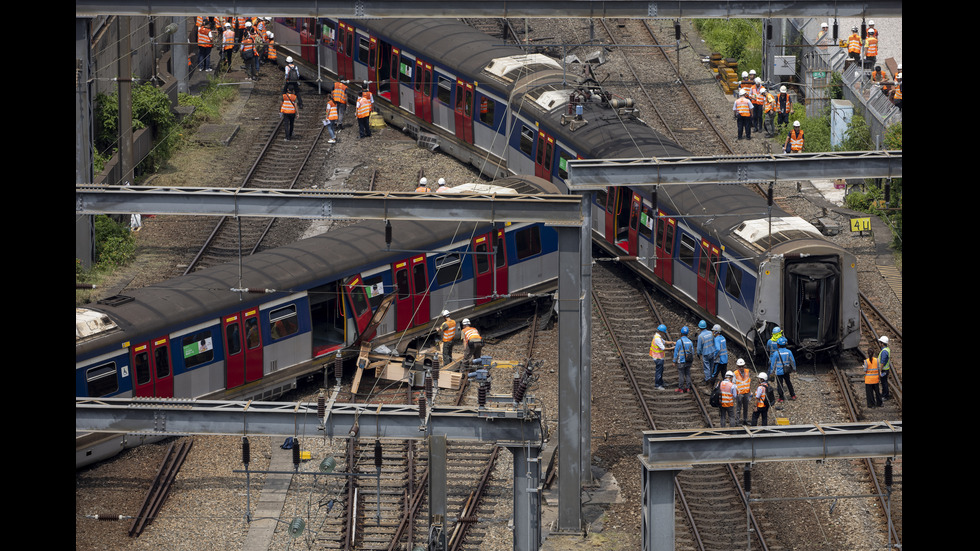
273,16,860,355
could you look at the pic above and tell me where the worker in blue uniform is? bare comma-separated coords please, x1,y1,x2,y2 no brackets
878,335,892,400
673,326,695,393
712,324,728,386
696,320,716,385
768,337,797,402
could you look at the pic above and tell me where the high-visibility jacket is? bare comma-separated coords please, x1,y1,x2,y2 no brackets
462,326,482,346
866,27,878,39
739,79,754,94
236,17,247,30
241,36,254,56
714,335,729,363
440,318,457,342
847,33,862,54
777,93,792,114
333,82,348,104
871,70,886,83
734,369,752,394
649,333,666,360
356,97,372,118
787,129,804,152
416,185,431,192
734,97,752,117
878,347,892,372
865,37,878,57
769,348,796,376
864,357,880,384
763,93,776,113
893,85,902,101
325,102,338,121
266,38,276,60
280,93,297,114
197,25,212,47
720,379,737,407
222,29,235,50
755,382,769,408
196,16,206,27
750,85,764,105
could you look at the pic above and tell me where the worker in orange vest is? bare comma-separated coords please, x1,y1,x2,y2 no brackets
280,90,299,141
762,87,777,138
461,319,483,367
846,27,862,61
220,22,235,71
323,97,339,143
332,81,348,128
750,77,765,132
891,73,902,111
196,19,214,72
356,91,373,138
732,359,752,425
784,121,804,153
718,371,739,427
439,310,457,366
864,35,878,68
863,347,882,408
733,89,753,140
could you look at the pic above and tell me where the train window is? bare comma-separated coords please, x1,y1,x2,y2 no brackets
664,222,675,255
595,189,607,208
363,274,385,310
558,151,573,179
412,261,428,293
396,268,410,299
321,20,336,46
639,205,653,239
464,87,473,117
134,351,150,386
435,253,463,286
181,330,215,369
678,234,696,267
399,59,413,85
270,305,300,340
724,264,743,300
479,97,493,125
245,317,261,349
475,240,490,274
86,362,119,397
226,323,242,356
357,36,370,64
520,126,534,156
698,243,710,279
154,345,171,379
516,227,542,259
496,233,507,268
437,75,452,104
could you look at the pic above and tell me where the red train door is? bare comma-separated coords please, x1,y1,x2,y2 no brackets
473,232,494,305
410,255,431,326
393,255,431,330
697,239,720,314
131,337,173,398
389,47,401,108
454,79,474,144
367,36,378,96
535,130,555,180
654,210,676,285
494,229,509,297
223,313,245,388
345,274,374,339
626,193,642,256
242,307,264,382
337,22,354,81
393,259,413,330
415,58,433,123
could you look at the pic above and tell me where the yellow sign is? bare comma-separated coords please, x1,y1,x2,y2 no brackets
849,217,872,232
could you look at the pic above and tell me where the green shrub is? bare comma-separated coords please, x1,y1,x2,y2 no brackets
694,19,763,74
93,215,136,270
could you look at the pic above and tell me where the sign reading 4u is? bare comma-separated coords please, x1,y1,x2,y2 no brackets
850,217,872,232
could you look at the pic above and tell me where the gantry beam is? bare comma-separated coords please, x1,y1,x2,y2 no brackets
75,1,903,19
75,397,544,445
566,150,903,189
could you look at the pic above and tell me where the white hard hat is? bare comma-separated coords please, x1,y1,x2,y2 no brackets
760,87,766,93
793,120,801,127
268,32,274,39
749,69,756,75
758,372,768,380
741,71,748,78
419,177,428,186
868,20,875,25
442,310,450,317
739,89,746,96
895,73,902,79
245,21,252,27
286,56,293,63
780,85,787,93
755,77,762,85
736,358,745,367
462,318,470,325
438,178,446,186
225,22,231,28
879,335,889,344
265,16,272,21
821,22,828,28
712,324,722,332
725,371,734,378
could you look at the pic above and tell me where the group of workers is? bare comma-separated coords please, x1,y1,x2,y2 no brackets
415,177,452,193
194,16,276,78
732,70,801,149
438,310,483,368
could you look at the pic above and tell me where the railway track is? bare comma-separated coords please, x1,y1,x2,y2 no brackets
184,92,331,274
591,260,770,551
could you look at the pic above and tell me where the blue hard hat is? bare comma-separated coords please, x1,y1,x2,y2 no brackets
680,326,689,335
657,324,667,333
698,320,707,329
777,337,788,347
773,326,782,334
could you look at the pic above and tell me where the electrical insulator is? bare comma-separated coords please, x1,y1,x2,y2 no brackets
288,517,305,538
242,436,251,467
432,353,440,371
674,21,680,40
832,19,838,41
861,19,866,38
425,372,433,402
374,440,383,470
743,465,752,492
478,382,488,407
651,185,658,210
514,378,528,403
513,371,521,397
385,220,392,247
292,439,301,468
418,393,427,420
334,350,343,381
318,390,325,421
884,459,893,487
767,22,773,40
319,456,337,473
767,183,774,207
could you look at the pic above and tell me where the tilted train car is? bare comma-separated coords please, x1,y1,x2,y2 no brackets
272,16,860,357
76,176,560,467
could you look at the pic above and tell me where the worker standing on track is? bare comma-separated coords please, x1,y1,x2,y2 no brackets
280,89,298,141
415,177,431,192
356,91,373,138
718,371,738,427
332,81,348,129
649,324,670,390
784,121,804,153
768,337,797,402
775,86,792,130
734,89,753,141
461,319,483,368
762,87,776,138
673,326,694,393
733,359,752,425
221,22,235,71
711,325,728,386
696,320,717,385
751,373,771,426
878,336,893,400
863,347,882,408
436,178,451,192
750,77,765,132
196,19,214,72
846,26,863,61
323,97,339,144
439,310,457,366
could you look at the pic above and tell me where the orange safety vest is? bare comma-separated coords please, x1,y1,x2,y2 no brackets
649,334,665,360
266,38,276,60
241,36,254,55
750,86,764,105
720,379,736,408
462,326,481,345
864,357,880,384
236,17,247,29
777,93,792,114
734,369,752,394
763,94,776,113
325,102,338,121
735,97,752,117
739,79,754,93
893,84,902,100
847,33,862,54
756,382,769,408
281,93,297,114
865,37,878,57
356,97,372,118
441,319,457,342
416,185,431,192
333,82,348,104
222,29,235,50
787,129,804,152
197,25,212,47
